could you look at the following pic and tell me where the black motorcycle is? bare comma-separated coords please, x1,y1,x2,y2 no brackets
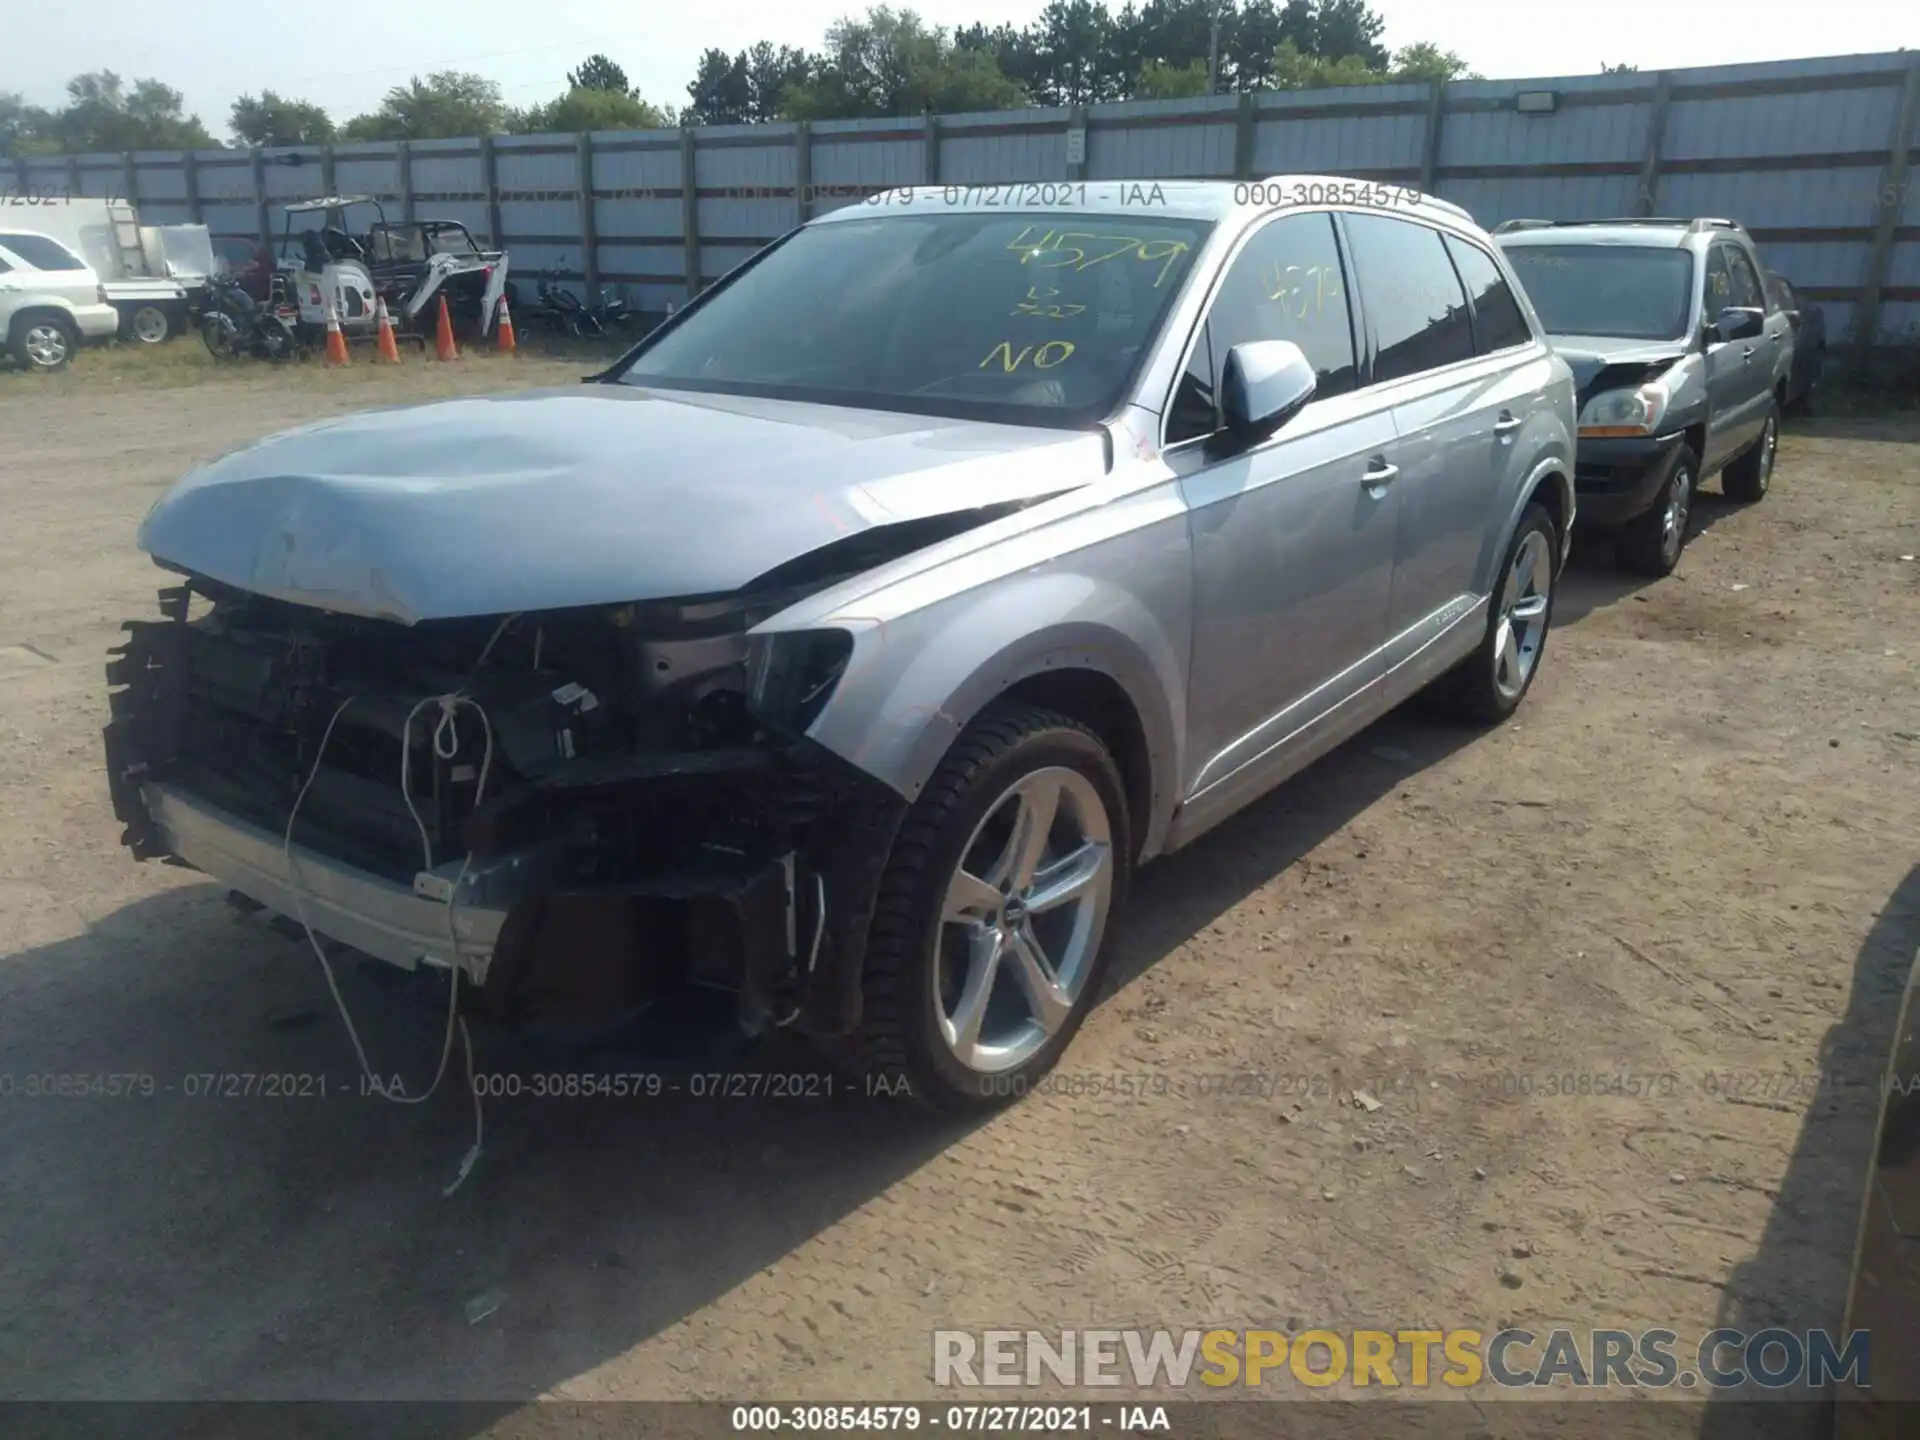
589,285,640,334
199,273,302,362
528,265,603,338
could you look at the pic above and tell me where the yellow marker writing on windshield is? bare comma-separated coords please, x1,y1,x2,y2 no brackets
1012,285,1087,319
980,339,1077,372
1006,226,1190,288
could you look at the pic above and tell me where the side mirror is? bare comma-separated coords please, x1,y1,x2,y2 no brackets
1713,306,1765,343
1215,340,1318,452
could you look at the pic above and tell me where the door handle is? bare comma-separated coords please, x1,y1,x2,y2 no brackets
1362,459,1399,489
1741,345,1755,364
1494,412,1522,436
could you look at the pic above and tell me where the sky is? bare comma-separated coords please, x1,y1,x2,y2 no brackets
4,0,1914,140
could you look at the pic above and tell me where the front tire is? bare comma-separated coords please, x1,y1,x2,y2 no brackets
844,704,1130,1112
9,314,76,372
1428,503,1558,723
1618,449,1697,577
1722,404,1778,503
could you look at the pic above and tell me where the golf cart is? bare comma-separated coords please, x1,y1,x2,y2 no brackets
274,196,508,346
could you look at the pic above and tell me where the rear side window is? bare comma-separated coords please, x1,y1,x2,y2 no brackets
0,233,85,271
1443,234,1532,354
1166,211,1357,444
0,254,11,274
1342,213,1474,384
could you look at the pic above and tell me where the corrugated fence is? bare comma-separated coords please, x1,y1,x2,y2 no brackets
9,49,1920,343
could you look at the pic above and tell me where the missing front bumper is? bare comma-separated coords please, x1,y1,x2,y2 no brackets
140,780,553,985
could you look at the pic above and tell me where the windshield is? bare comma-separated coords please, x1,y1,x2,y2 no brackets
1503,244,1695,341
616,211,1212,426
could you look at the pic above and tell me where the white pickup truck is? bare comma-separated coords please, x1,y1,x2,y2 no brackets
0,196,211,343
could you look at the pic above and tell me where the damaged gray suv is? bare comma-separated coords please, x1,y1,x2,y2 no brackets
106,180,1575,1109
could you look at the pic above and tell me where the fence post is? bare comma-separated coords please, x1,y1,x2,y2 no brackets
577,132,599,298
1066,103,1088,182
182,150,201,223
66,153,80,200
1638,72,1673,217
1233,91,1257,180
319,144,336,199
121,151,137,209
924,113,940,186
1856,53,1920,348
480,134,502,248
1420,82,1447,195
680,126,701,300
793,121,812,223
396,140,414,223
251,148,269,246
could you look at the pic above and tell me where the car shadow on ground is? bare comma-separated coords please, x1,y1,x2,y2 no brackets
1553,491,1743,627
1695,861,1920,1440
0,704,1483,1422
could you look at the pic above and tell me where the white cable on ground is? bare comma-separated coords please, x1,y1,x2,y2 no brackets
281,672,502,1197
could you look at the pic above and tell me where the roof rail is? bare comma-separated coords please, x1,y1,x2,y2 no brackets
1558,215,1744,232
1493,218,1556,233
1417,192,1476,225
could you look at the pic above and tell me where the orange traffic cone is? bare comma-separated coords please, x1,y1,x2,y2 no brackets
495,294,517,355
323,295,349,366
434,295,459,362
373,297,401,363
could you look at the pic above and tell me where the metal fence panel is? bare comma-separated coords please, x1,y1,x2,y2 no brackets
13,49,1917,337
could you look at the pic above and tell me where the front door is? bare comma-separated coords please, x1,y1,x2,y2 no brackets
1167,210,1401,800
1701,243,1767,470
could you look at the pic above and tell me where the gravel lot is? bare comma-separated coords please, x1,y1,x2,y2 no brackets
1,351,1916,1427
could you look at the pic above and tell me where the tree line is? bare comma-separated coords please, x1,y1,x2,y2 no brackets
1,1,1491,157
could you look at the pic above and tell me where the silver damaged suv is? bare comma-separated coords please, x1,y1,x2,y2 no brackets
107,179,1576,1110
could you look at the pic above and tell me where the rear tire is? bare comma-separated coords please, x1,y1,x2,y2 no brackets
120,303,174,344
1722,404,1778,503
838,703,1131,1113
1427,503,1558,723
1618,449,1697,577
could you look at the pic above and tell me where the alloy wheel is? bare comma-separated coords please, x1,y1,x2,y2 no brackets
1493,528,1554,702
934,767,1115,1074
24,323,69,369
1660,464,1694,568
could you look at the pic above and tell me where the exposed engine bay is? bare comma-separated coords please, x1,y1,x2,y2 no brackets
102,569,915,1044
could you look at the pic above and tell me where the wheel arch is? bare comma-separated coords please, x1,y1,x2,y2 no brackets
7,303,78,339
796,575,1188,864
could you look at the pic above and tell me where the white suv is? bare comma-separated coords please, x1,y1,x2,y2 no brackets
0,230,120,372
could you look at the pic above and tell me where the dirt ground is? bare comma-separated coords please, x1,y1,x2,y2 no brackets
0,348,1916,1427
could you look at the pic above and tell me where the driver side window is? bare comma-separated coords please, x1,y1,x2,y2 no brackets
1166,211,1357,445
1725,246,1764,311
1703,246,1734,321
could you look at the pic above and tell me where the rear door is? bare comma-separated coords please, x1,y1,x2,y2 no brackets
1729,241,1790,416
1168,208,1402,800
1339,212,1524,645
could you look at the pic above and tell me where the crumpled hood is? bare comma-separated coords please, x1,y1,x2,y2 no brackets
137,385,1105,623
1548,335,1689,404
